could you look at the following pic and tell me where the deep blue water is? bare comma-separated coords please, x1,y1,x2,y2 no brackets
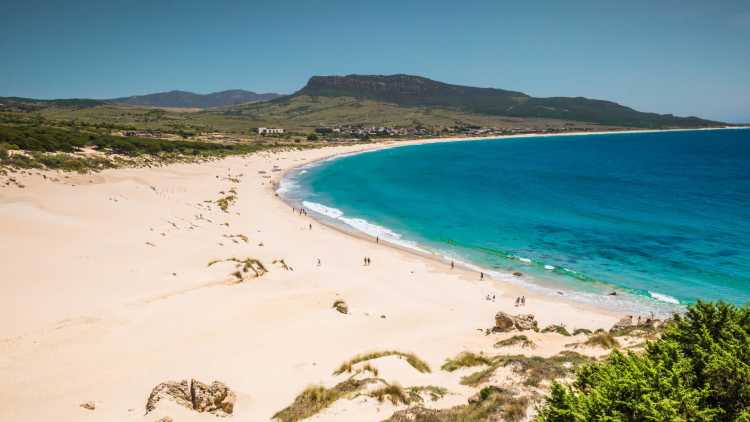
282,129,750,312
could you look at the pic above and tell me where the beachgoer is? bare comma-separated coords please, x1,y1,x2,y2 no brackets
309,223,312,230
515,297,520,307
521,296,526,306
451,261,454,269
317,258,321,266
480,272,484,280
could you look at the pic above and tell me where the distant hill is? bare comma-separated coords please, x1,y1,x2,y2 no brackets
111,89,282,108
285,74,721,128
0,96,105,111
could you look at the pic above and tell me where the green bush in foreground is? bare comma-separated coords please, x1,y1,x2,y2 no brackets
537,301,750,422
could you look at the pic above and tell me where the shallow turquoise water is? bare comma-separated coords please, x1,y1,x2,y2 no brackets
281,129,750,312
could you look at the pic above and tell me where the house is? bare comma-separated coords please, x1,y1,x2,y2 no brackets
256,127,284,135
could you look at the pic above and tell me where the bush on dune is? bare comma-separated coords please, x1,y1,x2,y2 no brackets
537,301,750,421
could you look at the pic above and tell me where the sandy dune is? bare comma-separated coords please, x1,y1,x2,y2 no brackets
0,140,621,421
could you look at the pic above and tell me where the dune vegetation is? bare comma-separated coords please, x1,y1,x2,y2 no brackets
537,301,750,421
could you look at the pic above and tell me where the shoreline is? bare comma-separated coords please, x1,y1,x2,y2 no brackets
273,127,744,317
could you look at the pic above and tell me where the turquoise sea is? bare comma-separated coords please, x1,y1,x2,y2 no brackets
280,129,750,314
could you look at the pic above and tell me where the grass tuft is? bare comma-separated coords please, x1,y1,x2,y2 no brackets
584,332,620,349
334,351,431,375
541,324,572,336
272,378,379,422
494,335,536,349
441,352,492,372
572,328,593,336
460,351,592,387
385,386,530,422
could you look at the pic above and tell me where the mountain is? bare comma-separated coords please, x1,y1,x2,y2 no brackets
111,89,282,108
285,74,721,128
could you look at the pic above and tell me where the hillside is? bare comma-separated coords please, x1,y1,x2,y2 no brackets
205,94,611,132
284,74,722,128
111,89,282,108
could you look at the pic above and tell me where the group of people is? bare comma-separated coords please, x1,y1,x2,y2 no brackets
292,207,308,216
363,257,372,266
515,296,526,307
485,293,496,301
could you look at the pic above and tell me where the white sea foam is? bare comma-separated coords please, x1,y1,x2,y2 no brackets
301,201,428,253
649,291,680,304
544,265,555,270
276,178,298,195
302,201,343,219
519,257,532,263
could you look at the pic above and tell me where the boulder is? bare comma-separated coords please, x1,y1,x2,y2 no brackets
191,380,235,415
493,312,538,332
493,312,515,332
514,314,539,331
146,379,235,417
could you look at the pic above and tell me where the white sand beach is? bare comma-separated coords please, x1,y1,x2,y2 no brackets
0,138,630,421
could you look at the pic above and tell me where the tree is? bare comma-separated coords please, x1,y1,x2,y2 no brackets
537,301,750,422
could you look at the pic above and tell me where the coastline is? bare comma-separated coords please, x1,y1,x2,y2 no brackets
0,127,734,421
274,126,748,317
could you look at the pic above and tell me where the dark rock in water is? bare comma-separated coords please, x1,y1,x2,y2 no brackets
512,271,523,277
146,379,235,416
493,312,538,332
609,291,617,296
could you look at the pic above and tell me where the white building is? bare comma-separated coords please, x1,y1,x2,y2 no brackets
256,127,284,135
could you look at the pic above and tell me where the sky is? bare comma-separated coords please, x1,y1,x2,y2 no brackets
1,0,749,122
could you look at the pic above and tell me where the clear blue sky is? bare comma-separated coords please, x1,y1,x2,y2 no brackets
2,0,749,122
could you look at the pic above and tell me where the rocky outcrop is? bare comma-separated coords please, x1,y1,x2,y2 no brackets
146,379,235,417
609,314,666,336
493,312,538,332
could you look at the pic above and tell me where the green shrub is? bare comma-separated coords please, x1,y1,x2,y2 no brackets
537,301,750,421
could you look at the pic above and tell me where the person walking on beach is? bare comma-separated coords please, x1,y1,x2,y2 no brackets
376,236,379,244
451,261,454,269
309,223,312,230
480,272,484,280
317,258,321,267
521,296,526,306
515,297,520,307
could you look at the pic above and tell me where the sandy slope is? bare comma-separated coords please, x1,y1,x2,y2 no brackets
0,140,621,421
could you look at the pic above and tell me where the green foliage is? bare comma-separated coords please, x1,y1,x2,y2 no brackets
0,124,265,157
537,301,750,421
